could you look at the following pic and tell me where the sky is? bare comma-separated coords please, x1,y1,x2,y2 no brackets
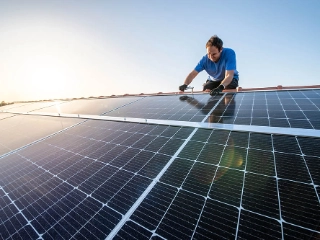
0,0,320,102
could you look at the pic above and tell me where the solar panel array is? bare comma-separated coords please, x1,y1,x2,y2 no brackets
208,90,320,129
1,89,320,239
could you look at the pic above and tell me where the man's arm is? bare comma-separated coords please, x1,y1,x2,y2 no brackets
220,70,234,88
179,70,199,91
210,70,234,96
184,70,199,85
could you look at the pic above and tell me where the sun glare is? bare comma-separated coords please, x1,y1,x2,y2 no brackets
2,17,115,102
17,55,74,100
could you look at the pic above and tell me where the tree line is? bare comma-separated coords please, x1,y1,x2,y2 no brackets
0,101,14,107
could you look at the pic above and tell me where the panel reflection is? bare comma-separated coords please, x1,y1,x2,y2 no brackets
179,93,236,123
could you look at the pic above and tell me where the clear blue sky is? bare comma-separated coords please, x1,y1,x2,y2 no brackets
1,0,320,102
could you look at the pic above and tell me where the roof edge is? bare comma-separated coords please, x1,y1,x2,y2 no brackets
10,84,320,104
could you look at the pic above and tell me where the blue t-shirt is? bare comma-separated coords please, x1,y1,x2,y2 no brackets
194,48,239,81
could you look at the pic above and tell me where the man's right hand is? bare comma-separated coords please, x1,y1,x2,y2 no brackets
179,84,188,91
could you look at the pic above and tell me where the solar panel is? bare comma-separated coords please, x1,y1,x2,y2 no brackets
32,97,144,115
0,115,83,156
102,94,219,122
1,89,320,239
0,101,66,113
208,90,320,129
0,103,31,111
119,128,320,239
0,113,15,120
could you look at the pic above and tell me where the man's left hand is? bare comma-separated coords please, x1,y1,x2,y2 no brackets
210,84,225,96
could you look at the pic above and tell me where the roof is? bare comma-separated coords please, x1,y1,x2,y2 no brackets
1,86,320,239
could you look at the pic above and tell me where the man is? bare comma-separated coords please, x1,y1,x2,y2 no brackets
179,35,239,96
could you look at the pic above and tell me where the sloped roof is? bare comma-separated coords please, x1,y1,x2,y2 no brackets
0,86,320,239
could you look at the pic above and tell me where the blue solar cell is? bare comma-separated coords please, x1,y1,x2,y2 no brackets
237,210,282,239
298,137,320,157
113,220,152,239
283,222,320,240
192,199,239,239
304,156,320,185
209,168,244,206
108,175,152,214
122,151,156,173
154,190,205,239
130,182,177,231
275,153,312,182
279,180,320,231
242,173,279,218
181,162,217,196
246,149,275,176
273,135,301,154
159,158,193,188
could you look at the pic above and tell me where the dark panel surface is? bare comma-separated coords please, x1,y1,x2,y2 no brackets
120,127,320,239
103,94,219,121
0,120,188,239
34,97,142,115
2,101,65,113
0,115,82,156
0,113,15,120
1,89,320,240
205,90,320,129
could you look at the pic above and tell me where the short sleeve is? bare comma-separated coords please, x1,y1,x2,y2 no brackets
194,56,206,72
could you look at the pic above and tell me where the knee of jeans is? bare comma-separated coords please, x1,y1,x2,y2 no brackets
225,82,238,89
203,82,213,91
203,86,210,91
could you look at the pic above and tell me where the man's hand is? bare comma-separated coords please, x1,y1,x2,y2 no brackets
210,84,225,96
179,84,188,91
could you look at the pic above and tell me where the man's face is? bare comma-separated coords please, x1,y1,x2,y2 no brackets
207,45,222,62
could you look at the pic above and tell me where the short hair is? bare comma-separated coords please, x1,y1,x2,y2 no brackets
206,35,223,51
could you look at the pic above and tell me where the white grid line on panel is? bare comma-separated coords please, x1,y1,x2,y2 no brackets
0,185,42,239
3,110,320,138
271,133,285,240
202,93,227,123
249,92,255,126
101,97,146,115
288,91,315,129
15,153,125,238
264,91,272,128
276,91,292,128
295,137,320,203
1,90,320,239
234,131,250,239
233,92,246,125
191,130,233,239
106,128,198,239
0,120,87,160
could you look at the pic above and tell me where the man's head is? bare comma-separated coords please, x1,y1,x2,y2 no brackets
206,35,223,62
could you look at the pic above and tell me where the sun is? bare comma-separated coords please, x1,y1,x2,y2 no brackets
18,55,74,100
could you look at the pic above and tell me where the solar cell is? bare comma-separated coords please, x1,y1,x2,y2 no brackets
1,89,320,239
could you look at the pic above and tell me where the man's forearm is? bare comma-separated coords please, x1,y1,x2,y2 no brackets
221,73,234,87
184,70,198,85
